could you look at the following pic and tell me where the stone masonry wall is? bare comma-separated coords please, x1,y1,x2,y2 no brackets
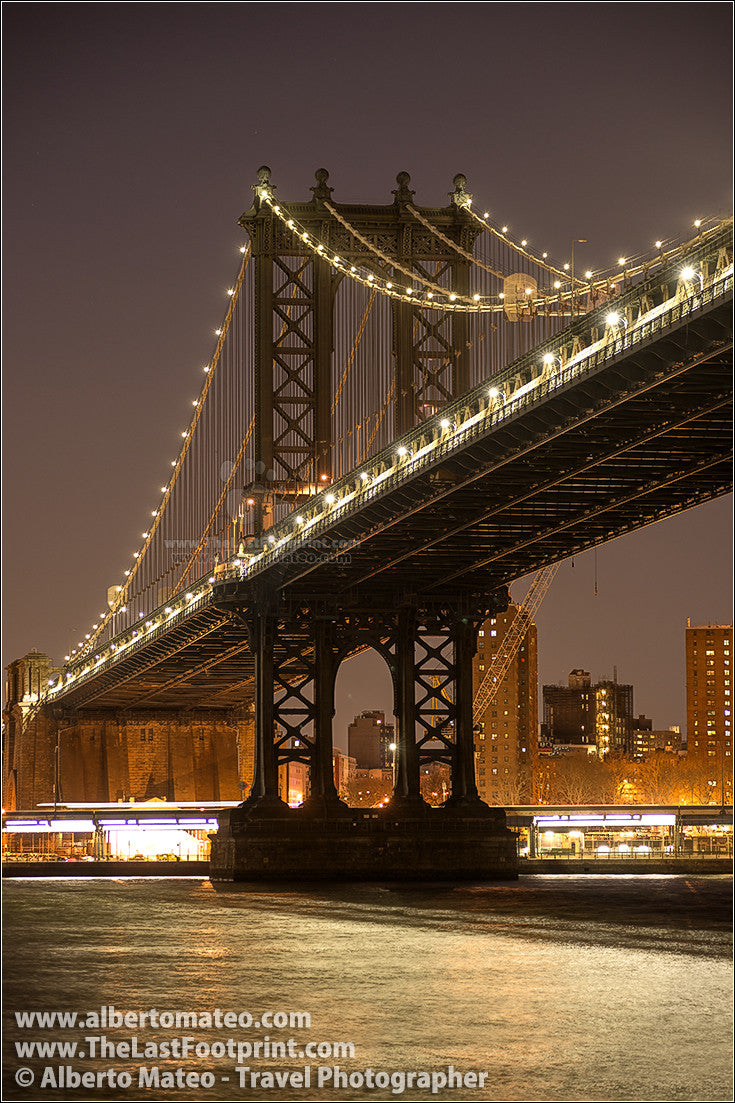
3,705,255,809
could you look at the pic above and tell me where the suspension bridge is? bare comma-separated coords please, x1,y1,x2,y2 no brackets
5,169,732,879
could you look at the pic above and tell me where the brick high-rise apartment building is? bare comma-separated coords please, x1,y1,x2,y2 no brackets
685,621,733,802
473,603,538,804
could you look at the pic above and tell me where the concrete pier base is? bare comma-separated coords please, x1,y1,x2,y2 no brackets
209,806,518,882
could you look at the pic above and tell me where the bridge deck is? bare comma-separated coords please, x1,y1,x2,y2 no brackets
47,238,733,713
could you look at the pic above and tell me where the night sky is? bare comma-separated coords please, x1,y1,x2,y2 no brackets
3,4,732,746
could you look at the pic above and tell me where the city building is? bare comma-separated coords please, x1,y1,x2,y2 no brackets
542,670,634,756
685,620,733,802
632,716,683,759
541,669,594,750
473,603,538,804
280,760,309,807
347,710,394,769
332,748,357,799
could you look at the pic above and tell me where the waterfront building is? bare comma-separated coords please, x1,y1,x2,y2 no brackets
685,620,733,802
473,603,538,804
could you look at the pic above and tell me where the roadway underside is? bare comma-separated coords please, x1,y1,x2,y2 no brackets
277,300,732,601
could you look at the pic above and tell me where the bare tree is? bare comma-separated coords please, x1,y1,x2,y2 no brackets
344,776,392,808
543,754,612,805
679,758,720,805
420,763,451,806
636,752,682,804
483,771,527,806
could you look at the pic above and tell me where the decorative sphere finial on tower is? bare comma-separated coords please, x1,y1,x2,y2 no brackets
392,171,415,206
311,168,333,203
450,173,472,210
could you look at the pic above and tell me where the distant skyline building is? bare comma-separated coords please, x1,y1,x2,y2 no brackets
347,710,394,770
472,603,538,804
542,670,634,756
632,716,683,758
685,621,732,802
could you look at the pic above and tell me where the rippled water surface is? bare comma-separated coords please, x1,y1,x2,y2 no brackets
2,874,732,1101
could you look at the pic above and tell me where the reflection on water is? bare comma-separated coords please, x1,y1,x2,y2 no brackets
2,875,732,1101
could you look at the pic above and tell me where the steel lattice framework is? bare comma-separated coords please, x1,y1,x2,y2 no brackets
29,174,733,819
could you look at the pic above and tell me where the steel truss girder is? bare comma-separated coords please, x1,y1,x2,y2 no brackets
274,307,732,599
342,388,730,588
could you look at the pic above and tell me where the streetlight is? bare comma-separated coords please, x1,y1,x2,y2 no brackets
389,743,397,787
680,265,704,301
605,311,628,347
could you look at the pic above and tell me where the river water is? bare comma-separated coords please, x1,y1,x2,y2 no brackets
2,875,732,1102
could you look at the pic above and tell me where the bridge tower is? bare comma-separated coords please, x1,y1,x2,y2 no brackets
211,170,517,879
238,165,481,529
